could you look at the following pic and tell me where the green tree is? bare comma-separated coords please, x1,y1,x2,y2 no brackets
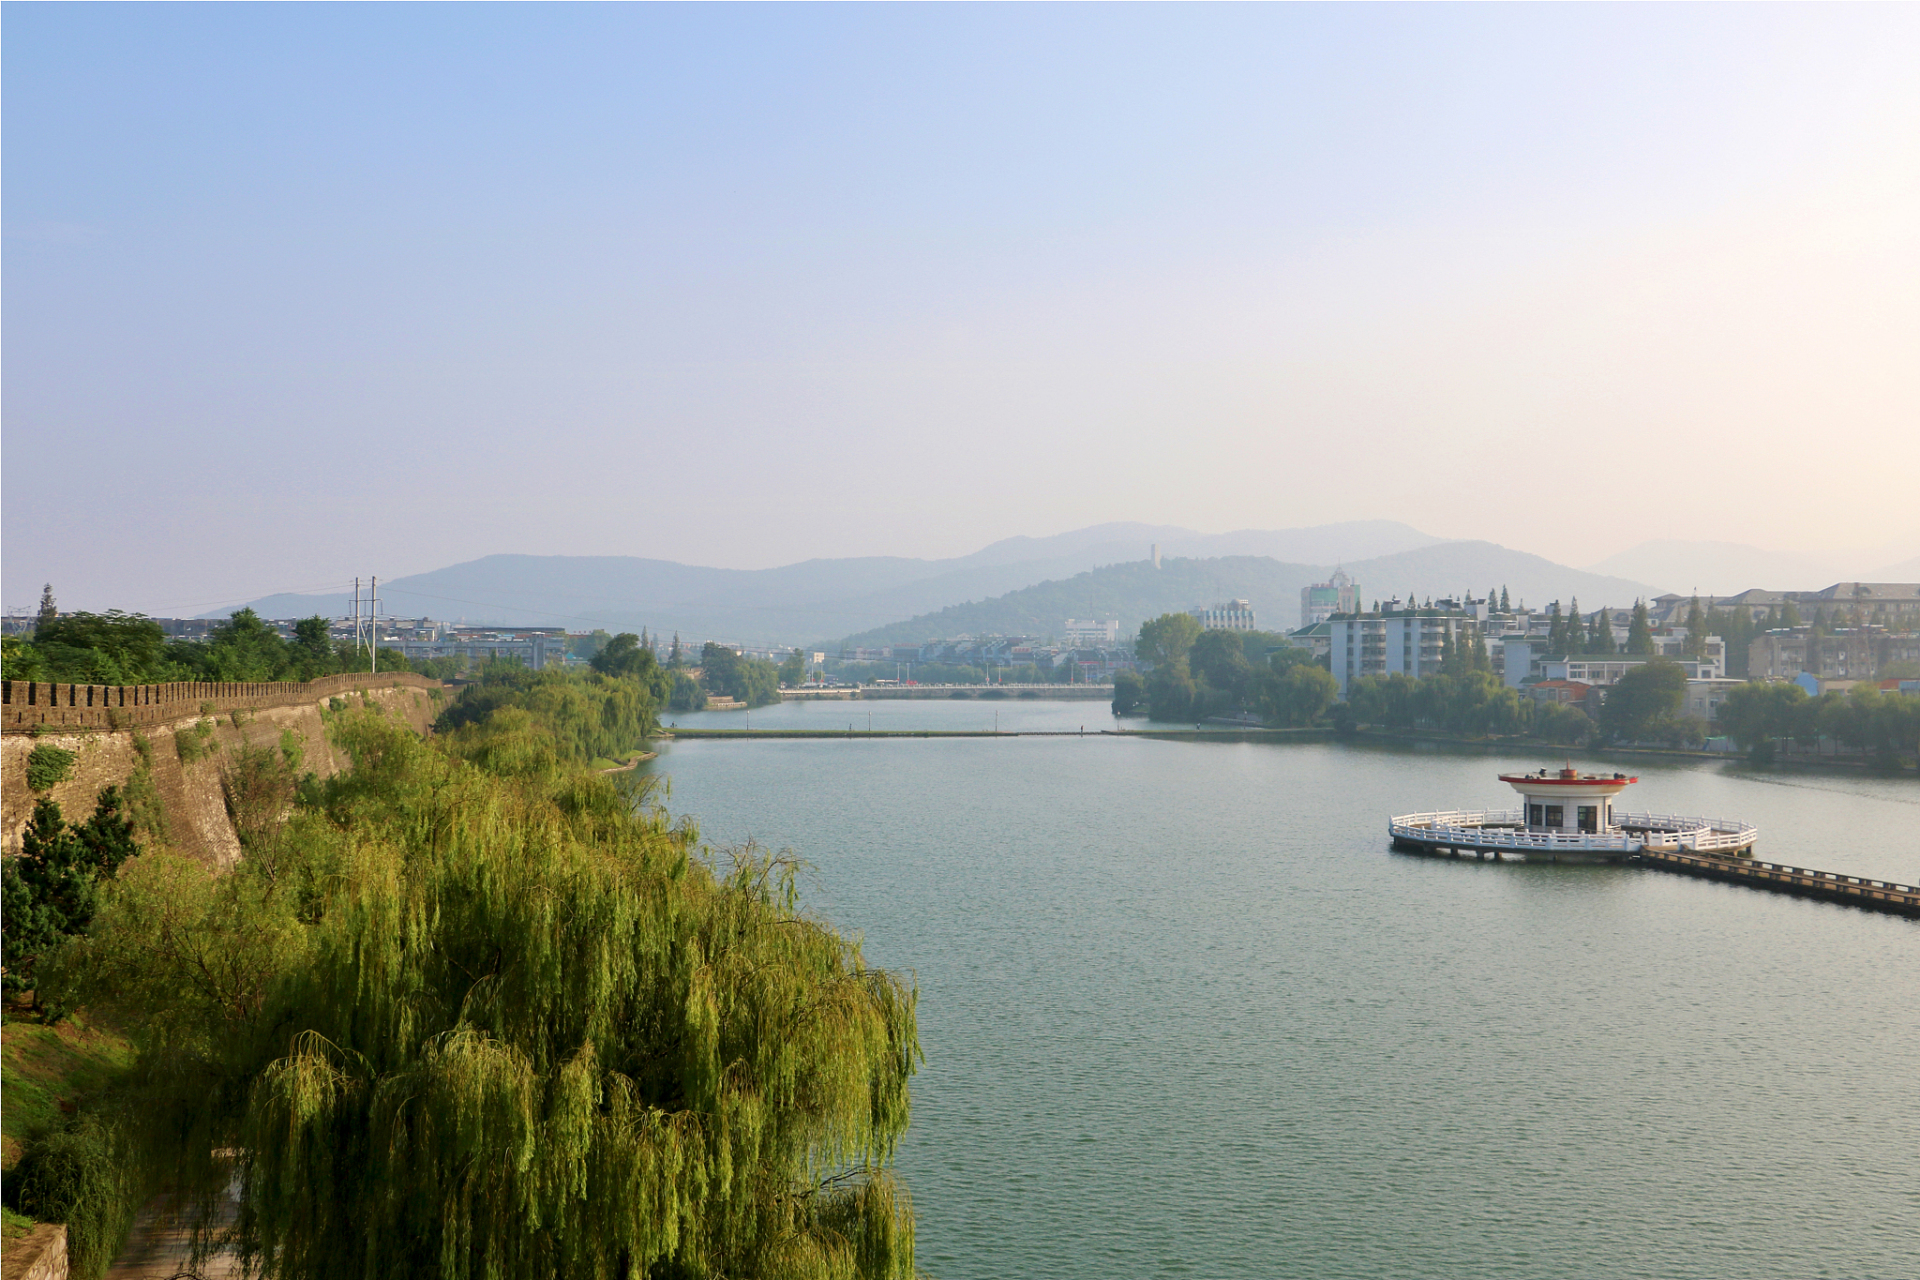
780,649,807,687
1110,669,1146,716
45,704,922,1280
1626,600,1655,655
1533,702,1592,746
197,608,291,681
668,670,708,712
24,610,175,684
1818,682,1920,765
1589,608,1617,655
1472,625,1493,673
1146,661,1198,722
1346,673,1416,729
1706,606,1755,678
1600,658,1686,742
1189,629,1251,702
285,616,336,678
1257,663,1337,726
1135,613,1202,669
1,633,47,681
1683,597,1708,658
38,583,58,629
590,632,660,683
2,790,137,998
1499,586,1510,612
439,665,664,763
699,642,781,707
1134,614,1204,720
1719,681,1808,762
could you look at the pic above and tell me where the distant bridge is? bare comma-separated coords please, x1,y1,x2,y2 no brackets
781,683,1114,701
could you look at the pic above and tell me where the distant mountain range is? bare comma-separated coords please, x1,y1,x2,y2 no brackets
836,541,1660,649
219,520,1670,647
1586,538,1920,598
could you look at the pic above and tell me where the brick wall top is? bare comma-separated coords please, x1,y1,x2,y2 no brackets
1,672,443,733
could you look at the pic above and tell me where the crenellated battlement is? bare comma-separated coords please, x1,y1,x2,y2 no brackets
2,671,443,733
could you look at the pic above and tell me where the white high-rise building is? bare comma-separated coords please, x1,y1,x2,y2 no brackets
1300,569,1360,626
1190,599,1256,632
1062,618,1121,646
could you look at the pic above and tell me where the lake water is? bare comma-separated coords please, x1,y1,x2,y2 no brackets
650,701,1920,1279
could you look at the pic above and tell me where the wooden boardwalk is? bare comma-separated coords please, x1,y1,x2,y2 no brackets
1638,849,1920,919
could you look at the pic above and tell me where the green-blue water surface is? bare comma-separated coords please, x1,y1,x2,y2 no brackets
651,700,1920,1279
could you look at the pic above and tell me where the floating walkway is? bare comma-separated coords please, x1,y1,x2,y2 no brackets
1636,848,1920,917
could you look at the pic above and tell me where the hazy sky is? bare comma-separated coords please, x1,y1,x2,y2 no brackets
6,4,1918,615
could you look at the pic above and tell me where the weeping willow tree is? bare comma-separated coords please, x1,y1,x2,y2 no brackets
436,664,669,765
44,703,920,1280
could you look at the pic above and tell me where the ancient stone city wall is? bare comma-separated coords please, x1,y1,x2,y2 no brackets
1,674,444,866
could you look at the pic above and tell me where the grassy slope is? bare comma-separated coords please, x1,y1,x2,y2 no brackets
1,1013,134,1172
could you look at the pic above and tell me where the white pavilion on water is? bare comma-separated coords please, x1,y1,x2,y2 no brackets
1389,766,1757,863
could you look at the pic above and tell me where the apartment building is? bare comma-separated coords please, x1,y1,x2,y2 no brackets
1190,599,1257,632
1328,610,1472,695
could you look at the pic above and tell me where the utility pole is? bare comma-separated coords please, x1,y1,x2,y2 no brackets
353,577,371,660
370,577,379,674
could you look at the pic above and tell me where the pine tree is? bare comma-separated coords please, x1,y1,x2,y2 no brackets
36,583,57,629
1499,586,1510,613
668,632,683,666
1684,596,1708,658
1,790,135,996
1628,600,1655,655
1547,602,1565,655
1590,607,1616,655
1566,598,1583,656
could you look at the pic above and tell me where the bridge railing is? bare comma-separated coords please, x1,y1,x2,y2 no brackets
1646,849,1920,901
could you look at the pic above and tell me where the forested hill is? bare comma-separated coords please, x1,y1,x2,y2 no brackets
834,542,1662,648
836,557,1319,648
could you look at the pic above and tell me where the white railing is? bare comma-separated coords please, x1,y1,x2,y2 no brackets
1388,808,1522,829
1390,808,1755,854
1388,812,1636,852
1615,812,1758,852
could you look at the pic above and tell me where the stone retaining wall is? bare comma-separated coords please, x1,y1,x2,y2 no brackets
1,677,445,862
0,1224,68,1280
